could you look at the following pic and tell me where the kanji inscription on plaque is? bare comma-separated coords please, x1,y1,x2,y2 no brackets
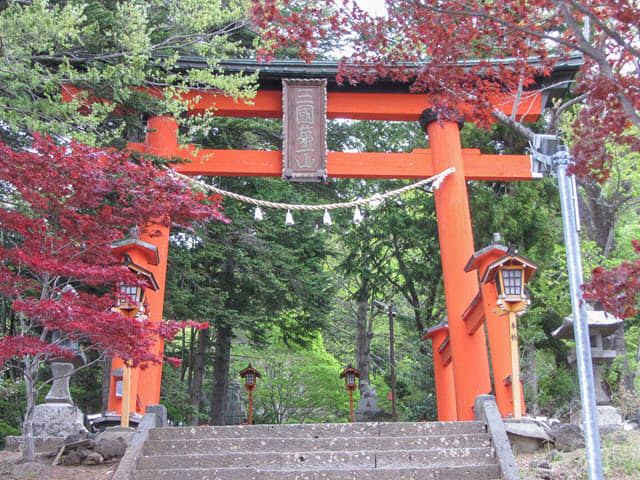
282,79,327,182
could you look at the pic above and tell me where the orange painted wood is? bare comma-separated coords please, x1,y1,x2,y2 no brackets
462,293,486,335
107,242,157,415
135,223,169,412
428,119,492,420
438,337,453,367
127,143,535,180
454,152,536,181
482,282,517,417
135,117,175,413
107,357,124,413
178,89,542,122
108,117,176,416
423,327,457,421
468,246,527,418
63,83,542,122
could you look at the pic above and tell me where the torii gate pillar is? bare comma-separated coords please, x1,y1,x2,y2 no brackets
107,116,175,416
420,110,492,420
422,324,457,421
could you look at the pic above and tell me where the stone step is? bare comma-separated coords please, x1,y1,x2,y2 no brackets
147,421,486,441
137,447,496,470
133,464,502,480
143,433,492,456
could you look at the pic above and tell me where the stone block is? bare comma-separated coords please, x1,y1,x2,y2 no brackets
551,423,584,452
569,405,623,428
30,403,88,438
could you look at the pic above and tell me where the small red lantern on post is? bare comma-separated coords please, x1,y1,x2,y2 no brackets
340,365,360,422
239,364,261,424
481,248,537,419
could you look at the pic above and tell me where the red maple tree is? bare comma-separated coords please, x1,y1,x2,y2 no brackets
249,0,640,316
583,240,640,319
250,0,639,178
0,135,224,460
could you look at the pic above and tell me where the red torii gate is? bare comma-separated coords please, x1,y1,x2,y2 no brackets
80,59,575,422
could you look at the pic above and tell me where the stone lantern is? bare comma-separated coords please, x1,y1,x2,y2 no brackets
552,307,624,426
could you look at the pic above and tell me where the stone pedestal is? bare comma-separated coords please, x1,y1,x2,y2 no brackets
355,381,380,422
31,403,88,437
30,360,89,437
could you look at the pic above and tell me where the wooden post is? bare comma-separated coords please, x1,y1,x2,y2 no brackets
121,365,131,428
107,116,175,417
137,116,175,409
509,310,522,419
349,390,354,423
466,244,522,418
422,325,457,421
420,110,492,420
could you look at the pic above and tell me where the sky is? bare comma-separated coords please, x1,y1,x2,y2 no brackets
330,0,387,58
358,0,386,17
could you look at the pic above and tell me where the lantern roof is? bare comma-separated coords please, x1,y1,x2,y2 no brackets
465,243,508,273
552,307,624,339
239,364,262,379
111,238,159,266
480,251,538,285
339,365,360,379
121,254,159,291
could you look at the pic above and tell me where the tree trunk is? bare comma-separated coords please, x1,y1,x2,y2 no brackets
101,357,112,411
20,360,37,463
189,327,208,425
354,278,372,385
210,322,232,425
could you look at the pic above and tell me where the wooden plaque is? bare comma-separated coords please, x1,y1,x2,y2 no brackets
282,79,327,182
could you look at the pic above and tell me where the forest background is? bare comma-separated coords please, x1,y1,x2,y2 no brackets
1,0,639,445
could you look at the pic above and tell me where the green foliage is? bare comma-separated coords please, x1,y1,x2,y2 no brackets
238,331,347,424
601,437,640,479
0,0,258,147
402,393,438,422
160,362,198,426
613,386,640,424
68,360,103,415
536,357,579,417
0,374,24,447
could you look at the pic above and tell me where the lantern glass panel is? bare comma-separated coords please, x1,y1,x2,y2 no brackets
119,283,139,301
346,372,355,385
246,372,255,385
501,268,523,296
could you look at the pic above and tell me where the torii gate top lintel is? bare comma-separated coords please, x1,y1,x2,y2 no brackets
168,57,580,122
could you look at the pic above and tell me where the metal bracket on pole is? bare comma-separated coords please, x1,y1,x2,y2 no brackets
531,135,603,480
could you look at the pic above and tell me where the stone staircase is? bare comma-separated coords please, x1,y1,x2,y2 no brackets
132,421,504,480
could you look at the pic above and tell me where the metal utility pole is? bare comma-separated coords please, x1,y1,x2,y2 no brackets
532,137,603,480
374,301,398,422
